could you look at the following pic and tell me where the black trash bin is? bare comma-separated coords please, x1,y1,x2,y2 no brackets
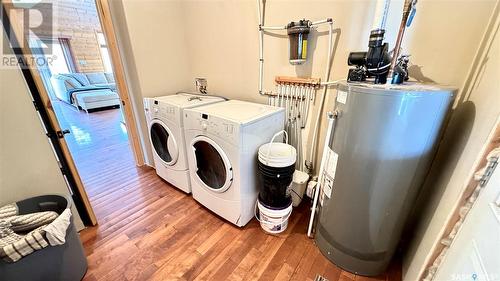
0,195,88,281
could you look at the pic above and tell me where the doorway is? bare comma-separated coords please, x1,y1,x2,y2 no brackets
30,0,136,224
1,0,145,226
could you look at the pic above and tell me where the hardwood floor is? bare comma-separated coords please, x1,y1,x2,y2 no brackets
53,102,401,281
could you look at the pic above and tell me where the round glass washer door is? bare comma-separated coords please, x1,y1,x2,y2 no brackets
190,136,233,193
149,119,179,166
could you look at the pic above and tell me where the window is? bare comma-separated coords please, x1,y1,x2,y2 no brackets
29,38,76,99
44,39,75,74
97,32,113,73
58,38,77,73
31,38,76,74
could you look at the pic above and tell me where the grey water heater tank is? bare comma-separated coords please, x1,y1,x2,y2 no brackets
315,82,455,276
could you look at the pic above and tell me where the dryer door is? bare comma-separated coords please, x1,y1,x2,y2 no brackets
149,119,179,166
191,136,233,193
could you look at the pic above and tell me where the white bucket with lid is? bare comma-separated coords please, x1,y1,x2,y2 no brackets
258,131,296,168
256,199,293,234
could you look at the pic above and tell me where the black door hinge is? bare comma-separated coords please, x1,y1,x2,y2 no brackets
46,129,71,139
56,129,71,138
46,129,70,139
60,166,69,176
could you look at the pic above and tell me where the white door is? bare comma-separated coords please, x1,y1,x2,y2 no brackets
434,163,500,281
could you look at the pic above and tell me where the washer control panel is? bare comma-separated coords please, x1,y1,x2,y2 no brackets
147,99,176,119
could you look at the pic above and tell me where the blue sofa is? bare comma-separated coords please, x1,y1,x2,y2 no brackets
50,72,120,111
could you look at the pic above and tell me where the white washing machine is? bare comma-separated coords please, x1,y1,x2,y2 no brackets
184,100,285,226
144,93,225,193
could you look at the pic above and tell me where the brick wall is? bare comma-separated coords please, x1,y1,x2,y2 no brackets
35,0,105,73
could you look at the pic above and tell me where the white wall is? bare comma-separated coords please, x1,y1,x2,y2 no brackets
108,0,193,165
179,0,494,173
118,0,192,97
0,30,83,229
404,5,500,279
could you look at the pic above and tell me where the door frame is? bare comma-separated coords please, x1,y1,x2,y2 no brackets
94,0,144,167
420,117,500,280
1,0,145,226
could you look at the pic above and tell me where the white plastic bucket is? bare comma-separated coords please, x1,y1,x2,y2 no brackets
257,199,293,234
258,131,296,168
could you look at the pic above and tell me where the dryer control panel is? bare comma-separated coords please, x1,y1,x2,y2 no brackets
186,112,239,144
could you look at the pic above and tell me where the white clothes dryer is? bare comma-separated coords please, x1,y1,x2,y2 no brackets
184,100,285,226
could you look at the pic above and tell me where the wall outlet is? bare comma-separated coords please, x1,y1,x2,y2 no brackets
195,78,207,94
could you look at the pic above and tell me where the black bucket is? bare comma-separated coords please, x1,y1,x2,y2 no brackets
257,161,295,208
257,131,297,209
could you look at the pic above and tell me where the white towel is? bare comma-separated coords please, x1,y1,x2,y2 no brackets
0,204,18,219
43,209,72,246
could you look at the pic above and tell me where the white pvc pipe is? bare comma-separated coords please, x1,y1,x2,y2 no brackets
311,19,330,26
300,86,305,127
307,20,334,175
257,0,264,95
307,112,336,237
261,25,287,30
372,0,391,31
320,79,346,86
304,87,311,128
257,0,285,96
